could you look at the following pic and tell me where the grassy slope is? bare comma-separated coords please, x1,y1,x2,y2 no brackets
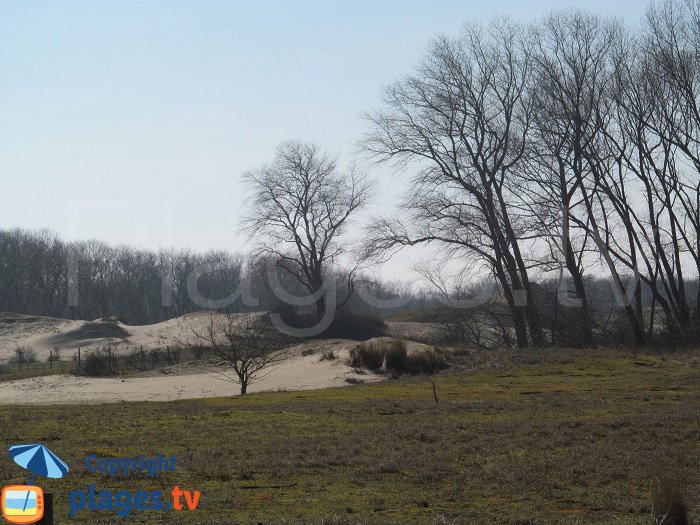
1,351,699,525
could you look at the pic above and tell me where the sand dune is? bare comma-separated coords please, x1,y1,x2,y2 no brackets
0,311,256,361
0,312,436,405
0,343,380,404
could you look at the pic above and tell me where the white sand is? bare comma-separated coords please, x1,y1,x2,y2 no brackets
0,311,255,361
0,345,381,404
0,313,437,405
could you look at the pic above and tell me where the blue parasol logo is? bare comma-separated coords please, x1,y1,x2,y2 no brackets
9,444,69,485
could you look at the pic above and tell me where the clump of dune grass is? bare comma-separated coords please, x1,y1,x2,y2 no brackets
350,341,386,370
350,339,449,376
407,347,448,375
385,339,408,371
320,350,338,361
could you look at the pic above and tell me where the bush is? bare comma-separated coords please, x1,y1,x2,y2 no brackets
385,339,408,372
82,349,119,376
149,349,162,368
406,348,449,375
274,305,386,340
651,470,689,525
11,346,37,370
323,311,386,340
350,340,449,376
349,342,385,371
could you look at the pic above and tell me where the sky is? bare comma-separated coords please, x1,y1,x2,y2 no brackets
0,0,645,280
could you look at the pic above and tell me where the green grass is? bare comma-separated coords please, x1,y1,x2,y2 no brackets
1,349,699,524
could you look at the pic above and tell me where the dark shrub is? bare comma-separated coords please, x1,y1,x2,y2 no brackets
11,346,37,370
323,311,386,339
149,349,162,368
349,342,385,370
274,304,386,340
406,348,449,375
385,339,408,372
82,349,119,376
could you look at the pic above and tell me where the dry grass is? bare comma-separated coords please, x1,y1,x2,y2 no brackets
1,347,699,524
651,470,690,525
350,338,448,375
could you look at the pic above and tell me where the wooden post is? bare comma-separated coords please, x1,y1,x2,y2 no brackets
77,348,81,370
38,492,53,524
49,350,53,369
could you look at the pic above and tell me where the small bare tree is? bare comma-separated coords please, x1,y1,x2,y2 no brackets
12,346,37,371
241,141,372,314
188,314,289,395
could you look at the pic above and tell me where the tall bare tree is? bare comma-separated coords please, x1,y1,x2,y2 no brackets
241,141,372,314
522,12,625,344
363,20,545,348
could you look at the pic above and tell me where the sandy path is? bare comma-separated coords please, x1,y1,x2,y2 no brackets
0,349,380,404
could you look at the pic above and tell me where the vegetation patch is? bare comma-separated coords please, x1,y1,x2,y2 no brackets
2,349,698,524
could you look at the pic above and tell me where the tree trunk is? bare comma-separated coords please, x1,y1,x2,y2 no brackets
495,264,528,349
563,235,593,346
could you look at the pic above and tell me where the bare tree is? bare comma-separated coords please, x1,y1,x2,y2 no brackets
188,313,289,395
363,20,545,348
241,141,372,314
521,12,625,345
12,346,37,371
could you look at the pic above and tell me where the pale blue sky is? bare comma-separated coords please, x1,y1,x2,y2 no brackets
0,0,644,277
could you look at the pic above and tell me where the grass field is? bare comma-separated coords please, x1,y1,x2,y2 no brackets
1,348,699,524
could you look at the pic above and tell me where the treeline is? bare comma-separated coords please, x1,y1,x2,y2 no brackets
0,228,430,325
363,0,700,346
0,228,243,324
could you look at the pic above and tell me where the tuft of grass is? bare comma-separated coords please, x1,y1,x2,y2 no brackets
350,342,385,370
320,350,338,361
351,339,448,376
651,470,689,525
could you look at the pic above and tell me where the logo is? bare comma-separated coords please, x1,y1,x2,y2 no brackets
1,486,44,525
2,444,69,525
69,453,202,518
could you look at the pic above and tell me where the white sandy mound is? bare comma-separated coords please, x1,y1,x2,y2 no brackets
0,340,382,405
0,311,260,361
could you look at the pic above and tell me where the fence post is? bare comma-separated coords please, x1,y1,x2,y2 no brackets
77,348,81,370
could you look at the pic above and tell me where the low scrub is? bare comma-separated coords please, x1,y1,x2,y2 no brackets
82,349,119,377
11,346,37,370
350,339,449,375
79,346,196,376
274,305,386,340
407,348,449,375
350,341,386,371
